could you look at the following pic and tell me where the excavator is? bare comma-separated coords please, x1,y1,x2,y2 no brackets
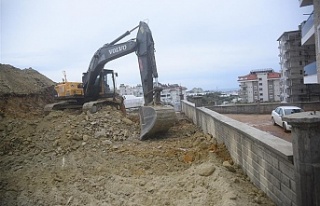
45,21,177,140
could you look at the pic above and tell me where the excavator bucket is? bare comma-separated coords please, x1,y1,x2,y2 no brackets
139,105,177,140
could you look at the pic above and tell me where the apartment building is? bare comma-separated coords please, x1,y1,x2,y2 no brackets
159,83,187,109
277,28,320,102
300,0,320,83
238,69,281,103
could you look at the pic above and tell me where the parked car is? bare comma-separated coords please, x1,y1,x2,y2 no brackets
271,106,304,132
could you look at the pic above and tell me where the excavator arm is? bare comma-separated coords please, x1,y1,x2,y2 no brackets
83,40,137,99
82,21,159,105
82,21,176,140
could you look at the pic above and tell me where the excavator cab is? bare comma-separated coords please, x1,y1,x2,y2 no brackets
98,69,116,98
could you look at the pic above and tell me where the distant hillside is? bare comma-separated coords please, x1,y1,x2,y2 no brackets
0,64,55,95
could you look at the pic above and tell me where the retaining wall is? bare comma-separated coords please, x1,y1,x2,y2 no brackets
181,100,296,206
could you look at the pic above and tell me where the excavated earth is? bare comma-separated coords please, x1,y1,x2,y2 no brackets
0,64,275,206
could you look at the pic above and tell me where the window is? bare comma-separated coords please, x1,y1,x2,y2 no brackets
259,78,262,81
260,93,263,96
259,83,262,86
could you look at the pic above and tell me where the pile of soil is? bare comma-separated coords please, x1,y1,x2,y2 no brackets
0,65,275,205
0,64,56,118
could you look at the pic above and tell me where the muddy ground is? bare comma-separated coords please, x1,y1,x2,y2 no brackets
0,64,275,205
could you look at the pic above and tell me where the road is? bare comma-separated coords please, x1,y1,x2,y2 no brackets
225,114,292,142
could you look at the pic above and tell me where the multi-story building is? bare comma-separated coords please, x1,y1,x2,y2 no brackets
118,84,143,97
159,83,187,110
278,30,313,102
299,0,320,102
299,0,320,84
277,28,320,102
238,69,281,103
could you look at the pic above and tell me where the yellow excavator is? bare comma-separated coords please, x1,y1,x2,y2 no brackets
45,21,177,140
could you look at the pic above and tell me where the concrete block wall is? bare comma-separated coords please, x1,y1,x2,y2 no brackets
181,100,296,206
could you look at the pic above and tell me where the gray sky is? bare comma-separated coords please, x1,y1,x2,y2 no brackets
1,0,313,91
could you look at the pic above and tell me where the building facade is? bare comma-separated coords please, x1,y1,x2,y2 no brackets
299,0,320,102
238,69,281,103
299,0,320,83
277,29,320,102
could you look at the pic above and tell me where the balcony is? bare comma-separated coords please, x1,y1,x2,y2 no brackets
301,13,315,45
299,0,313,7
304,61,318,84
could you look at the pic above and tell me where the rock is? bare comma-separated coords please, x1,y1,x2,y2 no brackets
72,135,83,141
183,152,195,163
253,196,262,204
205,134,212,141
0,124,6,131
197,163,216,176
95,129,106,138
223,161,236,173
199,141,209,150
233,178,240,183
102,139,112,145
122,117,134,125
82,135,89,141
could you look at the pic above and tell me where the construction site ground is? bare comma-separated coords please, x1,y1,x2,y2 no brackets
0,64,276,205
225,114,292,142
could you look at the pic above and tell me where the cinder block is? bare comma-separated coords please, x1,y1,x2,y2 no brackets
252,160,265,176
281,172,291,189
264,160,281,180
252,143,264,158
266,188,282,206
281,183,296,204
271,185,292,206
265,170,281,189
242,138,252,150
264,149,279,169
279,160,294,180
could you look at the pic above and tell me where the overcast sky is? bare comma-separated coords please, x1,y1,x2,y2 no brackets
0,0,313,91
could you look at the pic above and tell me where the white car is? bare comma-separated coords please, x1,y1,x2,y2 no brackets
271,106,304,132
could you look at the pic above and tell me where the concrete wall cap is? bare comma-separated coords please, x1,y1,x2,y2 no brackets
283,111,320,123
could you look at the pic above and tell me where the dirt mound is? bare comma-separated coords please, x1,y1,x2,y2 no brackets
0,64,55,95
0,64,56,118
